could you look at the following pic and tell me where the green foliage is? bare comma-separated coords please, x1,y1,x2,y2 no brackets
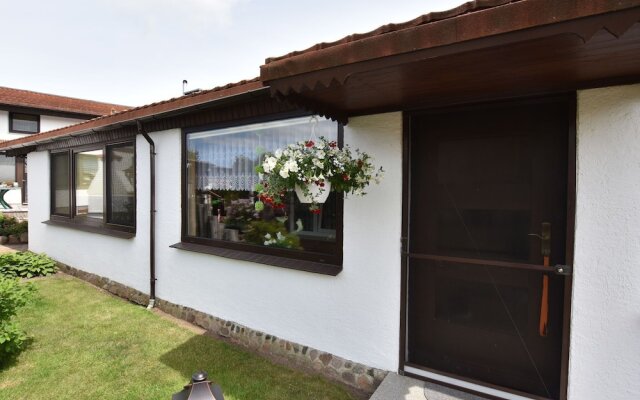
255,136,383,211
0,276,35,359
224,200,258,231
0,321,28,358
0,276,355,399
0,215,27,237
244,219,302,250
0,252,57,279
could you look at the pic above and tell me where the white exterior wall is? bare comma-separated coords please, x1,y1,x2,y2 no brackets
569,84,640,399
25,86,640,394
0,110,84,141
28,112,403,371
28,135,151,294
1,110,85,205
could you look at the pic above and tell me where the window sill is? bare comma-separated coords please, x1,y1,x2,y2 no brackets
43,219,135,239
170,242,342,276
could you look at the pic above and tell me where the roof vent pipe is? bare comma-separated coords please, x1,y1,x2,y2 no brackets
182,79,202,95
137,120,157,309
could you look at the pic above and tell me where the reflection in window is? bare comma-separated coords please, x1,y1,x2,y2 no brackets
186,116,339,256
75,149,104,220
108,144,135,226
51,152,70,216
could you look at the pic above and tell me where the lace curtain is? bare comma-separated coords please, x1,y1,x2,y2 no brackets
187,116,337,192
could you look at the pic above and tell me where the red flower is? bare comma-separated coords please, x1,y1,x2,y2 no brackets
342,174,350,181
311,208,321,215
329,141,337,148
305,140,315,148
319,182,325,187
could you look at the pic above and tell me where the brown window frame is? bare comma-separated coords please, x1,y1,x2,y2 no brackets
48,140,136,237
9,112,40,134
179,113,344,274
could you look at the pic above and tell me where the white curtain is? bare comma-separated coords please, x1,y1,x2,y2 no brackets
187,116,337,191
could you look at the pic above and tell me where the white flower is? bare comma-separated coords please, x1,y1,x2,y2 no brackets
264,233,272,240
284,159,299,173
279,169,290,178
316,150,325,159
274,148,283,158
263,156,277,173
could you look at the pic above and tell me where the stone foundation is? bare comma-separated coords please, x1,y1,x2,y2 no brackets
57,262,388,394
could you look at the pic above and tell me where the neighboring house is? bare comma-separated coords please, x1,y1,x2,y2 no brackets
1,1,640,400
0,86,128,206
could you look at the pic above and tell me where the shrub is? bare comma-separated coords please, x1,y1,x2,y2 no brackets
0,276,35,359
0,252,57,279
244,219,302,250
0,215,27,237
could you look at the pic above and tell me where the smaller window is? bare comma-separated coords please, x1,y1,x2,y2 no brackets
75,149,104,220
106,143,135,227
49,141,136,234
10,113,40,134
51,151,71,216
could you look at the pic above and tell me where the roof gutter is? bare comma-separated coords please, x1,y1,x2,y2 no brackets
137,120,157,309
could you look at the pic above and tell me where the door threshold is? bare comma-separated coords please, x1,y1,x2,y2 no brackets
403,365,539,400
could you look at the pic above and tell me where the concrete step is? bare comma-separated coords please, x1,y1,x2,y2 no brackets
370,373,487,400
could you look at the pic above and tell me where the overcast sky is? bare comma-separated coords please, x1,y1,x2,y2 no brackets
0,0,464,107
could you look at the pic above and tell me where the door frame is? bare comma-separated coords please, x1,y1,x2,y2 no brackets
398,93,576,400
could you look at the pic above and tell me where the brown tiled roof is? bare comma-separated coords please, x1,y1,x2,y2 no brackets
261,0,640,83
0,78,263,151
265,0,522,64
0,86,129,117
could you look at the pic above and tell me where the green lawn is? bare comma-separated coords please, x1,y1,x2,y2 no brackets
0,275,356,400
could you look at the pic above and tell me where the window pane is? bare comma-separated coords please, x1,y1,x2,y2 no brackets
186,116,338,256
11,113,39,133
107,144,135,226
51,152,70,216
75,149,104,220
0,155,15,183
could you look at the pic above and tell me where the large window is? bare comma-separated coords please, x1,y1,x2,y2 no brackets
50,141,135,232
183,115,342,266
10,112,40,134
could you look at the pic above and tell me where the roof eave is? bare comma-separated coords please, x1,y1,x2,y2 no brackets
0,83,267,152
260,0,640,81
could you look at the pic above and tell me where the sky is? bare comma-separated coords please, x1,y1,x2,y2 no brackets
0,0,464,107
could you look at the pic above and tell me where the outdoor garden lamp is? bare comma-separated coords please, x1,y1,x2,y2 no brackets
172,371,224,400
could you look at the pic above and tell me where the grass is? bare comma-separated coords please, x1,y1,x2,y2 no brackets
0,275,356,400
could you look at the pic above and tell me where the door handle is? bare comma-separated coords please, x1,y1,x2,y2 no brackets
528,222,551,260
529,222,552,337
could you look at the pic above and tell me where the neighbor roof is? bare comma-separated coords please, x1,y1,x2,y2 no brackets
0,86,129,117
0,78,263,151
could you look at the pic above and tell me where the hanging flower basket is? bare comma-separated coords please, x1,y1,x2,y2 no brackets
295,181,332,204
254,137,383,212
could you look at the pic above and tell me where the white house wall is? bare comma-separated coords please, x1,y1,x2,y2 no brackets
28,112,403,372
569,84,640,400
0,110,84,141
27,86,640,396
1,111,85,203
28,140,151,295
